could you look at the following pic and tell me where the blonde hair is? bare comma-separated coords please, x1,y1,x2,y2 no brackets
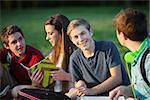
67,18,91,36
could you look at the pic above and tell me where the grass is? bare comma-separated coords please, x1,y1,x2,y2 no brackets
1,5,149,61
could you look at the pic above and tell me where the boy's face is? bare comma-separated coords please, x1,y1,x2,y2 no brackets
5,32,26,57
69,25,93,51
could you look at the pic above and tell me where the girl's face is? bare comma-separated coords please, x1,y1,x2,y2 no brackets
45,25,61,46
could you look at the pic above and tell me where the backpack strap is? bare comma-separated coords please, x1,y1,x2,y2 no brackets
140,47,150,87
7,51,12,64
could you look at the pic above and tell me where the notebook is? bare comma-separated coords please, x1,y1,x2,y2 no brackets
20,57,58,87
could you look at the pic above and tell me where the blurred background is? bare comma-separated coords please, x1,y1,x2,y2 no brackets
0,0,149,63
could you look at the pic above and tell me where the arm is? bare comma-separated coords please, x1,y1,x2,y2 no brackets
65,80,87,99
92,66,122,94
109,85,133,100
51,68,71,81
77,66,122,95
11,85,37,98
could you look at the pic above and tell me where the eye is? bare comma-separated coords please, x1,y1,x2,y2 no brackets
81,32,85,35
19,37,23,41
11,40,17,44
48,32,53,35
50,32,53,35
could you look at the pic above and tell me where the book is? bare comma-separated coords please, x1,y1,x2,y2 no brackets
20,57,58,87
78,96,125,100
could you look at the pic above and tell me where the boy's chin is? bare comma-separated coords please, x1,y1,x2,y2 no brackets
18,52,25,56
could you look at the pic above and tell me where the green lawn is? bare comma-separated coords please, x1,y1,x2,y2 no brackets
1,5,149,61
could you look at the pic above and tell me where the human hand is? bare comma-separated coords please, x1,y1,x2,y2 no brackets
29,69,43,87
109,86,130,100
65,88,78,100
76,87,95,96
11,85,33,98
74,80,88,96
75,80,87,88
51,68,71,81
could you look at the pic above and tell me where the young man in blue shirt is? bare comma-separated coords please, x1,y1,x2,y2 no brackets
109,8,150,100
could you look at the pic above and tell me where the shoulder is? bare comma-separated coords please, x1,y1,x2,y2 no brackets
26,45,44,57
70,49,81,60
0,47,10,63
0,47,8,56
0,47,8,53
140,47,150,63
26,45,42,54
95,40,117,51
0,47,9,57
140,47,150,79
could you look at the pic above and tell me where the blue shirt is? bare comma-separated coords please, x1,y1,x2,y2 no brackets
131,38,150,100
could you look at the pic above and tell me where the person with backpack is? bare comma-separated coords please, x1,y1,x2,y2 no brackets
109,8,150,100
0,25,44,99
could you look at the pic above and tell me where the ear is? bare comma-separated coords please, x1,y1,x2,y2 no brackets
89,29,93,36
3,43,10,49
90,32,93,36
117,29,127,40
120,32,127,40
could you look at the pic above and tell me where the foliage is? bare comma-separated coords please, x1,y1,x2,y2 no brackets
1,5,149,61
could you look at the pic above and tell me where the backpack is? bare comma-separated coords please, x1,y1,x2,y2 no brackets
140,47,150,87
18,88,71,100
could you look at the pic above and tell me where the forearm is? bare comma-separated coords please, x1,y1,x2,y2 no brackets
11,85,37,98
65,73,72,81
92,76,122,95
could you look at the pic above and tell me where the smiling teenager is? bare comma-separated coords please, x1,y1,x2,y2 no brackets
66,18,130,99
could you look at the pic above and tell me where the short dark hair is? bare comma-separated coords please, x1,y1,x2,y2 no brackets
114,8,148,41
0,25,24,45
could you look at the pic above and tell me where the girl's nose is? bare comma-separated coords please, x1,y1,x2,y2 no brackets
46,34,49,40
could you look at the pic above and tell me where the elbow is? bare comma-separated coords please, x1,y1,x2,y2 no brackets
119,76,122,85
112,74,122,87
116,75,122,86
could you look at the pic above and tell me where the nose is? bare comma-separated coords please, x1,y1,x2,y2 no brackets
17,41,22,46
78,35,83,42
46,34,49,40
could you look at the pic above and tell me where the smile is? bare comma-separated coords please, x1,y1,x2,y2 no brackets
79,40,87,46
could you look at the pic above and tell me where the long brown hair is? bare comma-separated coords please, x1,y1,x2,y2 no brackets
44,14,74,71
